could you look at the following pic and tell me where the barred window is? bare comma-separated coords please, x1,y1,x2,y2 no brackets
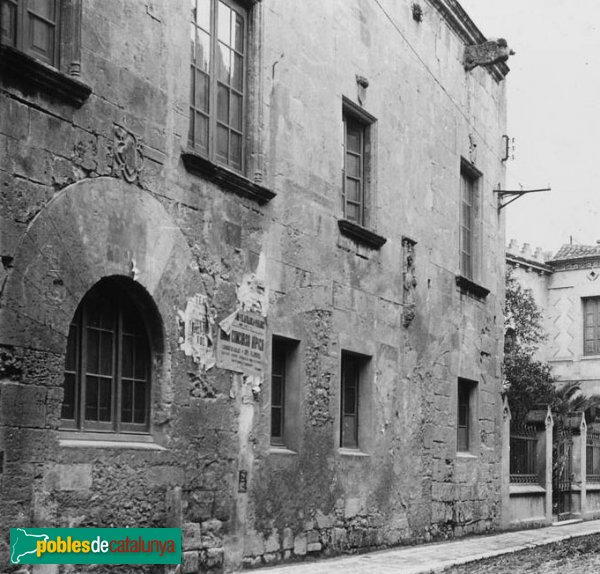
189,0,246,172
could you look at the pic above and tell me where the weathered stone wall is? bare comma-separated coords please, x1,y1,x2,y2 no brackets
0,0,507,571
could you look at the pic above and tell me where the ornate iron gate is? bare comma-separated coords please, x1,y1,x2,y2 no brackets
553,426,573,521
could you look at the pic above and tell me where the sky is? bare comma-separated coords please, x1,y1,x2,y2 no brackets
459,0,600,254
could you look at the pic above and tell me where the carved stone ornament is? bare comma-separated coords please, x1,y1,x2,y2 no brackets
110,124,144,183
545,405,553,429
464,38,515,72
402,237,418,327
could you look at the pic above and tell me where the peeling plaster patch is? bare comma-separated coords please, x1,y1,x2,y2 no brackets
178,294,215,370
237,253,268,316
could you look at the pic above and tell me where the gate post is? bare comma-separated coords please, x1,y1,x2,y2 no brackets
580,413,587,519
544,406,553,523
501,396,511,528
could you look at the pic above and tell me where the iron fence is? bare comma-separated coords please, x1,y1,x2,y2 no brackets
510,423,538,484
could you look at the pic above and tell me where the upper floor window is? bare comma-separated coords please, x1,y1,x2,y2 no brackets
61,279,152,433
583,297,600,355
189,0,247,172
342,98,376,227
1,0,61,67
459,166,477,280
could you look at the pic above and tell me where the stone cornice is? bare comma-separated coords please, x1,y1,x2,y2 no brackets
506,253,553,275
549,256,600,271
426,0,510,81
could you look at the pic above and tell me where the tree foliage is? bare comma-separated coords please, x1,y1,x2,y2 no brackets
504,268,557,424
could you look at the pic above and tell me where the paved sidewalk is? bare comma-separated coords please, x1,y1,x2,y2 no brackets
252,519,600,574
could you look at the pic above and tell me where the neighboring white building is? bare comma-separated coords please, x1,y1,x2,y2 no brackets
507,240,600,396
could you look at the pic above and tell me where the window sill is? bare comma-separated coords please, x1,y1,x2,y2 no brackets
337,219,387,250
181,150,276,205
269,446,297,456
339,448,370,458
585,482,600,491
455,275,490,300
456,451,477,460
59,430,165,451
509,484,545,495
0,45,91,107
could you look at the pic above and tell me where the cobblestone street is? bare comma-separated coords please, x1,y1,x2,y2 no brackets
444,535,600,574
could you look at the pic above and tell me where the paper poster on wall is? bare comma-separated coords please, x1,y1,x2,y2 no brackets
217,310,266,377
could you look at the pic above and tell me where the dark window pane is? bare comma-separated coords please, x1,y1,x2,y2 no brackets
217,1,231,45
195,70,210,111
343,386,356,415
134,338,147,379
346,153,360,179
233,12,244,53
272,376,283,405
193,29,211,72
62,373,76,420
122,335,134,378
85,375,98,420
98,378,111,421
271,407,282,439
1,1,17,45
345,178,360,202
216,124,229,160
87,328,99,374
217,84,229,123
231,92,243,130
217,43,230,83
100,331,113,376
346,123,362,153
232,53,243,91
134,381,146,423
122,379,133,423
230,133,242,169
194,112,209,151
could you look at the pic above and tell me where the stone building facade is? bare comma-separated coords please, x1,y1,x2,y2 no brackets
507,241,600,395
0,0,509,571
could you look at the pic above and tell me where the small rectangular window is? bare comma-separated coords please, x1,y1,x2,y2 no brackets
340,351,371,450
270,336,299,448
457,378,477,453
583,298,600,356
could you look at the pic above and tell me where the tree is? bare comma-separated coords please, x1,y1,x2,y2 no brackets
504,268,557,424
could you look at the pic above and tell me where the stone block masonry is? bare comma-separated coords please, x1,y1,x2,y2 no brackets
0,0,508,571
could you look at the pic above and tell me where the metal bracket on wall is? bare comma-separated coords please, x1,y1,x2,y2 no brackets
494,184,551,210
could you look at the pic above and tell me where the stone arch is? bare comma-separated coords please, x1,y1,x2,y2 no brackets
1,176,199,379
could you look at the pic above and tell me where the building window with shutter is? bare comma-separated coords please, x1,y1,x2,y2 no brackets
342,98,376,228
189,0,247,172
584,297,600,355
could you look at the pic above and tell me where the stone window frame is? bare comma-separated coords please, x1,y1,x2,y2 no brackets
457,377,478,455
0,0,91,106
583,297,600,356
270,335,300,452
339,350,372,453
182,0,276,205
60,277,161,439
337,97,386,250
